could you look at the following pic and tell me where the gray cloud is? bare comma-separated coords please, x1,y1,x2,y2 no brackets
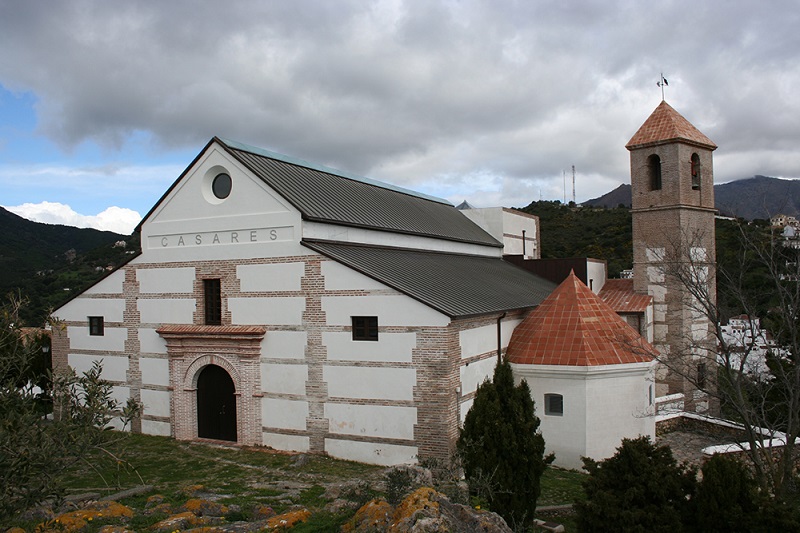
2,0,800,208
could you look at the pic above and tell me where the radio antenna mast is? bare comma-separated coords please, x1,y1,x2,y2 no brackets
572,165,576,204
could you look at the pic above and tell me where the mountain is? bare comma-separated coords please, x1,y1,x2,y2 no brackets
583,176,800,220
714,176,800,220
0,207,135,325
583,184,632,209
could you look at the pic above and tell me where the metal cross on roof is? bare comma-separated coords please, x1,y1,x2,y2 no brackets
657,73,669,101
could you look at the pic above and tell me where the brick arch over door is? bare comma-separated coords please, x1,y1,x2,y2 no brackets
157,325,266,445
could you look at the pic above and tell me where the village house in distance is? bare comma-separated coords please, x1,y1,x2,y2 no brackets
52,100,715,469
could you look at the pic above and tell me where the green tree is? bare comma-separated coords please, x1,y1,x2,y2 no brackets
575,436,696,533
657,223,800,500
457,360,552,528
0,294,141,520
693,454,758,532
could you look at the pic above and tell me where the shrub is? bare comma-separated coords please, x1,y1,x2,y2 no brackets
457,360,551,528
693,454,758,532
575,436,696,532
0,294,141,520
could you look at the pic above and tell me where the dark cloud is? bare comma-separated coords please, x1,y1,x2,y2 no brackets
2,0,800,207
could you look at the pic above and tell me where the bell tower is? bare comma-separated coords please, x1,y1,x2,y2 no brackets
627,101,717,413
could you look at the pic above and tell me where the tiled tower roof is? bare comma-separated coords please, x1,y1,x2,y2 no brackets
507,271,655,366
626,101,717,150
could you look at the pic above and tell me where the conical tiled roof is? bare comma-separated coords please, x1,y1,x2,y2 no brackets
507,272,655,366
626,101,716,151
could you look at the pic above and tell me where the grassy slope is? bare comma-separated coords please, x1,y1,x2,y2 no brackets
11,433,586,531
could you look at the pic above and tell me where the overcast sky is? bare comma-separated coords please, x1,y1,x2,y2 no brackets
2,0,800,234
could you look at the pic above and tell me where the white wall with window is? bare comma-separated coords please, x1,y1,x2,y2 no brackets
512,362,655,469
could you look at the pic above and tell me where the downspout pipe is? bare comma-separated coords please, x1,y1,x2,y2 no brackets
497,312,507,363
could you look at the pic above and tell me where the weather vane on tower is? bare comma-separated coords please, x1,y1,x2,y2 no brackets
657,73,668,101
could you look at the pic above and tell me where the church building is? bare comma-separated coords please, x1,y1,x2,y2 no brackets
51,137,554,466
51,99,715,468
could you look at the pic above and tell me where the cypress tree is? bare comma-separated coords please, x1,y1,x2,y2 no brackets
457,360,551,527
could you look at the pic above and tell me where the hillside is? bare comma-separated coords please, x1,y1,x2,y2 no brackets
583,175,800,220
517,201,632,277
0,207,137,325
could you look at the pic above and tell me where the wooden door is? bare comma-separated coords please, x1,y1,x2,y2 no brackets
197,364,237,441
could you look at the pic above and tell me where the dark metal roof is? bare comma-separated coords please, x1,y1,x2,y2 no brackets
218,138,502,247
303,240,556,318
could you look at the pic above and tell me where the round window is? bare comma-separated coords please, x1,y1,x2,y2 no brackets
212,173,232,199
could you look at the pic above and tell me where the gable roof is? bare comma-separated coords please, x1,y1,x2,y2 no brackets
599,278,652,313
219,138,502,247
626,101,717,151
507,271,655,366
303,240,556,318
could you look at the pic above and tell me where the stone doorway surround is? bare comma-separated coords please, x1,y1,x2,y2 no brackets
157,325,266,446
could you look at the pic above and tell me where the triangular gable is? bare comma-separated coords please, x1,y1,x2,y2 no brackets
138,139,296,230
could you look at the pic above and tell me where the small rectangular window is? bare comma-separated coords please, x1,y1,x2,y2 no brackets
544,393,563,416
352,316,378,341
89,316,104,336
204,279,222,325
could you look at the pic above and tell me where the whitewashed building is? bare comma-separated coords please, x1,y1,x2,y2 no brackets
507,272,656,469
51,137,555,466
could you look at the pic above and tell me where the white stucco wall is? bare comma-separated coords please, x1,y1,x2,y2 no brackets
84,271,124,294
229,297,305,325
139,328,168,354
459,318,522,421
321,261,389,291
324,366,416,401
261,331,307,359
460,357,497,401
261,363,308,395
323,332,415,363
238,263,304,292
459,208,539,258
304,221,500,258
586,259,607,293
138,144,311,264
141,389,171,418
68,326,127,352
69,354,129,382
143,420,171,436
263,433,310,453
138,298,195,324
55,298,125,323
261,331,308,359
262,398,309,430
137,267,196,293
322,295,449,328
512,362,655,470
140,358,170,386
325,404,416,440
325,438,417,466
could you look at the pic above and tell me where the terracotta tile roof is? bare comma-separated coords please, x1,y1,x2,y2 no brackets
626,101,716,150
156,325,266,337
599,279,652,313
507,272,655,366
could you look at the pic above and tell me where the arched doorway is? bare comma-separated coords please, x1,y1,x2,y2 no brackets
197,364,238,441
